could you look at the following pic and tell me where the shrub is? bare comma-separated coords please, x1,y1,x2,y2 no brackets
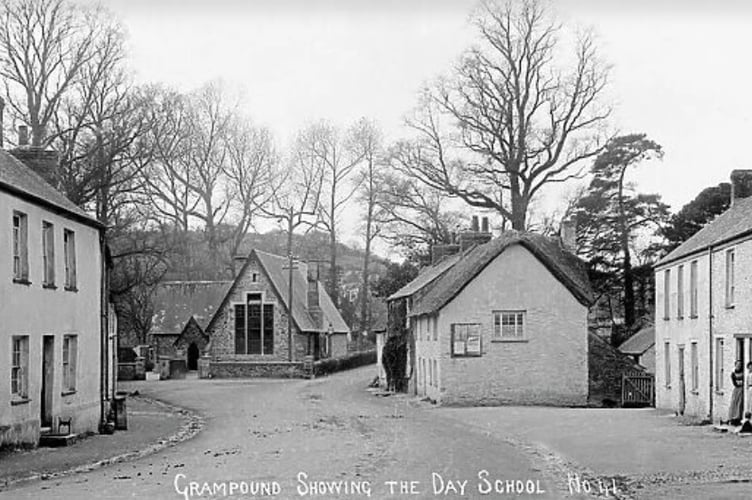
314,350,376,376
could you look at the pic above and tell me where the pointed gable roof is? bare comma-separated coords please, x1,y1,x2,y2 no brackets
208,249,350,334
658,196,752,266
405,231,593,317
151,281,233,334
0,149,101,228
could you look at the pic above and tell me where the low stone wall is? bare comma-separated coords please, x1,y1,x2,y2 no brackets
117,358,145,381
208,361,306,378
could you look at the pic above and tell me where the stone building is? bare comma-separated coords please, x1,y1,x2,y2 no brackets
655,170,752,422
148,281,231,369
1,139,113,447
203,249,350,377
388,221,593,406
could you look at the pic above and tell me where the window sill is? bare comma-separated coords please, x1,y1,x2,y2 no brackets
690,390,699,395
64,286,78,292
663,317,670,321
490,339,528,343
12,278,31,286
11,398,30,406
689,315,699,319
665,385,671,389
43,283,57,290
677,316,684,320
726,304,735,309
61,390,76,397
715,390,725,396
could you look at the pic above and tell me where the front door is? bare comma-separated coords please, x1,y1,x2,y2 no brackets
41,336,55,428
677,345,686,416
187,342,199,371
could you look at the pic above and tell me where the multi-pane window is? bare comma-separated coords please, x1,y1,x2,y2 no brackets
493,311,525,340
233,293,274,355
664,341,671,387
726,249,735,307
715,337,724,391
11,336,29,398
63,335,78,392
677,265,684,318
690,341,698,392
663,269,671,320
451,323,482,357
690,260,698,317
42,221,55,286
64,229,77,289
12,212,29,281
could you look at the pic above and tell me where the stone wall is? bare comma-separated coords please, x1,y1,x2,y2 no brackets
208,361,306,378
207,254,309,361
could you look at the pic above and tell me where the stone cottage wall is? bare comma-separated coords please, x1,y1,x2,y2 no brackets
207,253,308,364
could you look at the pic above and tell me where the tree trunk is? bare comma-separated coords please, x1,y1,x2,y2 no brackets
329,226,338,308
618,169,635,330
509,174,527,230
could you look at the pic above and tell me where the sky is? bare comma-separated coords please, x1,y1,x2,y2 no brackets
89,0,752,252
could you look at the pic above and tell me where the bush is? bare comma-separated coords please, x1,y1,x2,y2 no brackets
314,350,376,376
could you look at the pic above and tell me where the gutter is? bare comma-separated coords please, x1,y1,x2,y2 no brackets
708,245,714,422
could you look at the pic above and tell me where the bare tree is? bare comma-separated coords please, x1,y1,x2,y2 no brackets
0,0,124,147
353,119,383,333
296,120,366,307
222,116,279,260
402,0,610,230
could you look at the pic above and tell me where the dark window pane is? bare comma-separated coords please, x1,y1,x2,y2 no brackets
234,304,246,354
263,304,274,354
248,303,262,354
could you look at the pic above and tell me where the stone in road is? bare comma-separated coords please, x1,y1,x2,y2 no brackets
1,367,561,500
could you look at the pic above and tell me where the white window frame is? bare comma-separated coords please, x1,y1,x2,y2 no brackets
64,229,77,290
690,341,698,392
725,248,735,307
42,221,55,286
663,269,671,320
11,336,29,399
493,310,526,341
451,323,482,357
12,211,29,281
690,260,698,318
715,337,724,392
63,335,78,392
677,265,684,319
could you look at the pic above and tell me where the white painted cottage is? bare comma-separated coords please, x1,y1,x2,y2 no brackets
655,170,752,422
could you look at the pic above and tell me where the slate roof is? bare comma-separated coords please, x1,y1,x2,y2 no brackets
618,326,655,355
0,149,101,228
212,249,350,334
151,281,232,335
403,231,593,317
658,196,752,266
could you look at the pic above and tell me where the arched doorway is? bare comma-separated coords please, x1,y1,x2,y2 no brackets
187,342,199,371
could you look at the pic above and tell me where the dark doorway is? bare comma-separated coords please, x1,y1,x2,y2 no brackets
313,334,321,360
187,342,199,371
677,345,686,416
41,336,55,428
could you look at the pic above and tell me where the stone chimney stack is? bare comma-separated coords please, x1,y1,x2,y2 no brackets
560,219,577,253
459,215,493,252
730,169,752,206
10,125,60,189
307,268,323,329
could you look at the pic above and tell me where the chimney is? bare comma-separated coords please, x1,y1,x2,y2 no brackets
10,125,60,189
481,216,489,233
560,219,577,252
730,169,752,206
18,125,28,146
458,215,493,252
232,255,247,276
431,243,461,265
307,268,323,329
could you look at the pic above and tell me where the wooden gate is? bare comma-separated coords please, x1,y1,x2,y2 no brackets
621,371,654,407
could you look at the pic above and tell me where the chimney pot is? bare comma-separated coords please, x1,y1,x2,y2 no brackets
18,125,28,146
481,216,489,233
730,169,752,206
471,215,479,232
